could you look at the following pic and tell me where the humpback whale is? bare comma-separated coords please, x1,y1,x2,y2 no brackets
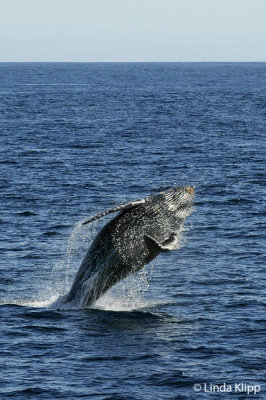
65,186,194,308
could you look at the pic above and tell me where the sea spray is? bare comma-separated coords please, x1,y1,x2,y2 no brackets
94,264,153,311
48,219,99,307
50,216,154,310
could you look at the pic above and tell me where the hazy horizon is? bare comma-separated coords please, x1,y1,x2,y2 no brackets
0,61,265,63
0,0,265,62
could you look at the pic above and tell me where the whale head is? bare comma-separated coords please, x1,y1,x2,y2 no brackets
146,185,195,220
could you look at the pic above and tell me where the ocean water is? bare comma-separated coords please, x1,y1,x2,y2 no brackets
0,63,265,399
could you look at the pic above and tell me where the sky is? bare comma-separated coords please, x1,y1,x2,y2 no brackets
0,0,265,62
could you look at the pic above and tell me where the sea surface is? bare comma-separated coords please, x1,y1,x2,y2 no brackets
0,63,265,399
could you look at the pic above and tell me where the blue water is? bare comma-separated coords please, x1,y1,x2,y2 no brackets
0,63,265,399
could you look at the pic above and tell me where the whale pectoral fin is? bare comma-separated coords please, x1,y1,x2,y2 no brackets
144,233,178,252
161,233,178,250
144,234,171,252
82,199,146,225
120,199,146,211
144,235,164,252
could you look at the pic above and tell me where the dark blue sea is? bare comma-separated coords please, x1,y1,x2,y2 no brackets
0,63,265,400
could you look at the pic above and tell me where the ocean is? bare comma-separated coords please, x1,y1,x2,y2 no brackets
0,62,265,399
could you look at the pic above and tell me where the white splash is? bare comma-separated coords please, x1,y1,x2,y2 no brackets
92,264,155,312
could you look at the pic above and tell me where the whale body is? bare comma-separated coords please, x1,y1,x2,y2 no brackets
65,186,194,308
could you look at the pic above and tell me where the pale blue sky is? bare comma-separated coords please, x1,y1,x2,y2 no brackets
0,0,265,61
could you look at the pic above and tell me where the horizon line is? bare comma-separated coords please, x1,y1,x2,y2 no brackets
0,60,265,63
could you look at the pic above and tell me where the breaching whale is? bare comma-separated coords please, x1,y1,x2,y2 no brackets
65,186,194,308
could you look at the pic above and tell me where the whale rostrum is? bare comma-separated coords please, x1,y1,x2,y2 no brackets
65,186,195,308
